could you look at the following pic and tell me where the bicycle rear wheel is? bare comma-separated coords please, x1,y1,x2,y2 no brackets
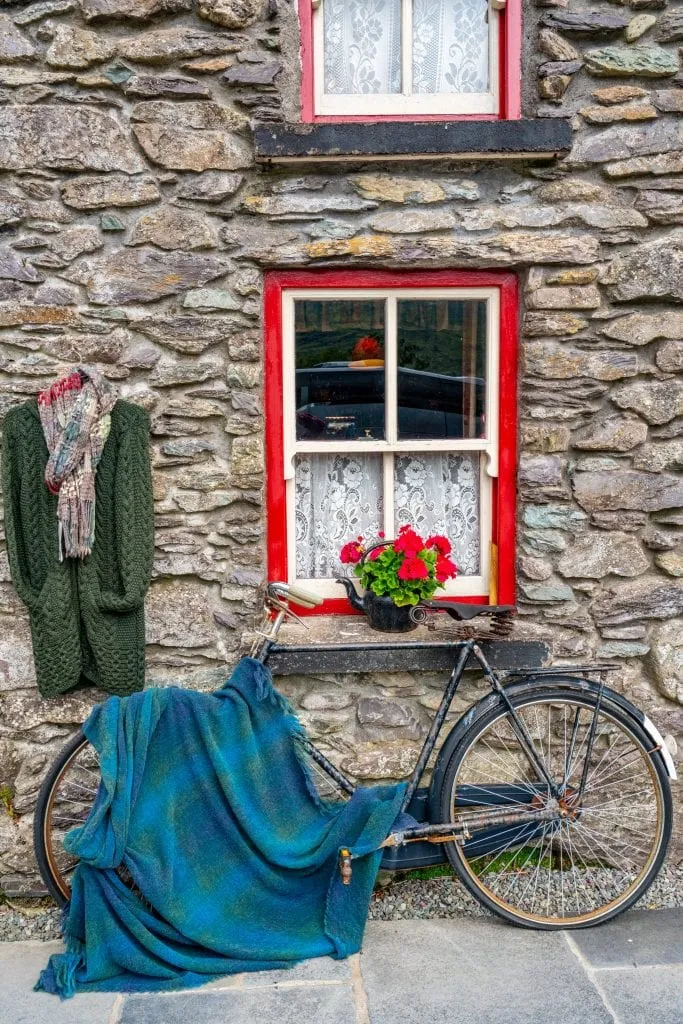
34,730,100,906
439,684,672,929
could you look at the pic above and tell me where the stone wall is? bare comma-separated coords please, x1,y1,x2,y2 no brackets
0,0,681,893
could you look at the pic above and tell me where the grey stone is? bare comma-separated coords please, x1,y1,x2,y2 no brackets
523,311,588,336
600,626,647,640
649,620,683,702
520,422,571,453
132,314,244,353
197,0,265,28
351,174,479,204
49,225,102,262
519,454,567,498
599,966,683,1024
579,102,658,124
342,743,421,779
525,343,638,381
526,284,601,309
597,641,650,657
127,206,218,250
573,417,648,451
223,62,281,86
571,120,682,164
369,209,457,234
14,1,76,24
656,339,683,373
612,232,683,302
63,247,229,304
558,532,649,578
0,15,37,63
176,172,244,202
300,691,352,711
520,582,575,602
635,190,683,223
118,28,242,65
625,14,658,42
146,580,217,648
0,106,144,173
604,151,683,178
121,74,211,99
584,45,679,78
231,435,263,475
243,193,376,217
612,379,683,424
632,440,683,472
603,310,683,346
46,25,116,69
538,28,580,61
81,0,192,19
60,173,161,209
542,11,629,35
656,548,683,577
655,10,683,43
357,698,416,728
571,909,683,967
573,469,683,512
0,246,43,282
122,984,355,1024
132,101,251,172
518,555,552,581
183,288,240,310
149,358,222,387
653,88,683,112
523,505,586,531
592,577,683,625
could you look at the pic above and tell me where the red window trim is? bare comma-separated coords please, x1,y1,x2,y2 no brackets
264,269,518,616
299,0,522,124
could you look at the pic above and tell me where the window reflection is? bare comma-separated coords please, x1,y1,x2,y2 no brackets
295,300,386,441
397,299,487,440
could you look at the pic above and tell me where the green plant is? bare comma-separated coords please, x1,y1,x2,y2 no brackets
339,525,457,607
0,784,18,821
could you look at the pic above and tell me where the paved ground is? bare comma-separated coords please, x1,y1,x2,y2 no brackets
0,908,681,1024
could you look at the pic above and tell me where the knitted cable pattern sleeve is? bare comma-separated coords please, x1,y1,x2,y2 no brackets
1,406,44,610
96,404,154,615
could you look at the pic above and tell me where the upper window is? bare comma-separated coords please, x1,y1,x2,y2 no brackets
265,272,518,612
302,0,520,120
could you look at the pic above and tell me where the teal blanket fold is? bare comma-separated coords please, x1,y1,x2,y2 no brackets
37,657,405,997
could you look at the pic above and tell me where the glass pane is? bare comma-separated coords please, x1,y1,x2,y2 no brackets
395,454,481,576
323,0,401,95
295,299,386,442
397,299,487,440
295,453,383,579
413,0,489,95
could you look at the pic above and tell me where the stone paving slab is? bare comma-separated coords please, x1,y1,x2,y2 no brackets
0,941,118,1024
569,908,683,968
360,918,613,1024
598,966,683,1024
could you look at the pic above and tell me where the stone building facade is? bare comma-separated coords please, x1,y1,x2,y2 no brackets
0,0,682,894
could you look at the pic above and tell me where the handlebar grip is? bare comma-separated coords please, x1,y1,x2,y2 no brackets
286,585,324,608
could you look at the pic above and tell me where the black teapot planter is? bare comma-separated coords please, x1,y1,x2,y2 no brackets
335,577,418,633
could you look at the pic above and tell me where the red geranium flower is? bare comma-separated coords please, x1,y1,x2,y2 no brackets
397,556,429,581
435,555,458,582
368,545,386,561
426,534,451,556
351,336,384,361
394,526,425,558
340,541,364,564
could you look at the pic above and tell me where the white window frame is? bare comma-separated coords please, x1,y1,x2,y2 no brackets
313,0,500,117
282,287,500,599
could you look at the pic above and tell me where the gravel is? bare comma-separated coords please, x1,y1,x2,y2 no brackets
0,864,680,941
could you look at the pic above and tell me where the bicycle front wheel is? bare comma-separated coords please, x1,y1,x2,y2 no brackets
439,685,672,929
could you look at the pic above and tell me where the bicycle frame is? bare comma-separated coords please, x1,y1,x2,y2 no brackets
253,610,565,857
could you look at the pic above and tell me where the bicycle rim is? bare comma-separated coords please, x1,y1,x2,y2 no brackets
37,735,100,904
442,691,670,928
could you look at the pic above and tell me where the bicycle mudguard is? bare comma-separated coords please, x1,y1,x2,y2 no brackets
427,674,677,822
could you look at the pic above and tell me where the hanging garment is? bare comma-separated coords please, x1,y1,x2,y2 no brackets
1,397,154,697
36,658,406,997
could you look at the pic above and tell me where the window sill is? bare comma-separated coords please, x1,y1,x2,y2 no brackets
254,120,572,165
258,615,549,675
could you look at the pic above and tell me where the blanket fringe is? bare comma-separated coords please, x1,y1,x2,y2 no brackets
34,950,83,999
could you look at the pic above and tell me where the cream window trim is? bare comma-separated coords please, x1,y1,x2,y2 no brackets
313,0,500,118
281,287,500,599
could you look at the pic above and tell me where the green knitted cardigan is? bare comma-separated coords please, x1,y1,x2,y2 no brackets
2,399,154,698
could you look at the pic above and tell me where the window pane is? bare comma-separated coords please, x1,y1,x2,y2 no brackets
324,0,401,95
295,299,386,442
413,0,489,95
397,299,487,440
295,453,383,579
395,454,481,576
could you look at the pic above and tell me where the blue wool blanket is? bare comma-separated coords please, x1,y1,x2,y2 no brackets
37,658,405,997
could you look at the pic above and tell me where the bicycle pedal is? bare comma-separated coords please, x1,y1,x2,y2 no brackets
339,848,352,885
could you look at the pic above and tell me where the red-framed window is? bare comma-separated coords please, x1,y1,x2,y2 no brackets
299,0,522,122
265,270,518,615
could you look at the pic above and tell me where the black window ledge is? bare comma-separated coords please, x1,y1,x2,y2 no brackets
254,120,572,164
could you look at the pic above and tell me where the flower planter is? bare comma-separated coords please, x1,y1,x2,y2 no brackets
363,590,418,633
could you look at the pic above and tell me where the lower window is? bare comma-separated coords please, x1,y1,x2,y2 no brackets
265,271,517,610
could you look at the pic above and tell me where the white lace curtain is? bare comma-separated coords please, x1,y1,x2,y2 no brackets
322,0,489,96
323,0,402,95
295,453,480,579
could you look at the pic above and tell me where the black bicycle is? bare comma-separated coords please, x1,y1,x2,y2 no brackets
34,581,675,930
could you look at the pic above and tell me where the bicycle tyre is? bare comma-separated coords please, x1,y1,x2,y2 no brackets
34,729,97,907
438,682,672,930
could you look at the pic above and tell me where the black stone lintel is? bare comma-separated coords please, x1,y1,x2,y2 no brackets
269,640,549,675
254,120,573,164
